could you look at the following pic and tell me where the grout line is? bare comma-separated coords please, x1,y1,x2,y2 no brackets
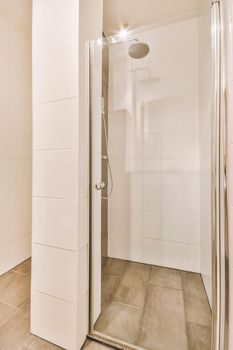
0,298,30,329
135,264,151,344
33,195,77,201
0,299,18,310
34,96,78,106
0,274,26,297
110,300,142,311
31,289,76,306
32,241,76,253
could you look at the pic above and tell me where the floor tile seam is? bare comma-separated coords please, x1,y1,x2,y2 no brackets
186,321,212,330
134,265,152,346
0,273,28,297
12,270,29,276
0,301,22,328
110,300,143,311
108,262,128,301
148,281,184,292
1,294,31,311
0,298,18,310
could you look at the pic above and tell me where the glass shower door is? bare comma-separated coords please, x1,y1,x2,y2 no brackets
88,3,227,348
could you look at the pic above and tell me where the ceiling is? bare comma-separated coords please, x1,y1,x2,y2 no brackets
103,0,210,36
0,0,32,37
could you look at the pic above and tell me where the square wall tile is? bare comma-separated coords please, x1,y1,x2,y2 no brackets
109,185,143,211
9,234,31,268
33,150,78,199
0,216,11,246
79,197,88,249
109,234,143,262
33,197,78,251
32,243,77,303
143,238,163,266
0,244,9,275
143,212,162,239
163,214,200,245
33,0,79,57
34,47,78,103
31,290,77,350
143,186,162,212
0,188,12,216
34,98,79,150
10,210,32,241
109,209,143,237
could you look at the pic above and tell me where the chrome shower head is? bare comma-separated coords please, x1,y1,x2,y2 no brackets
128,41,150,59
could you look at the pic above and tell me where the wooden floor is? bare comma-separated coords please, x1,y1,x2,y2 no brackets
0,258,62,349
0,258,212,350
94,257,212,350
0,258,108,350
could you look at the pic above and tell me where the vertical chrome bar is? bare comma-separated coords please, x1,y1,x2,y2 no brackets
211,1,228,349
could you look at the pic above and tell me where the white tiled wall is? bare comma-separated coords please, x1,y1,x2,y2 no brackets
32,0,79,347
32,0,103,349
0,10,32,275
108,17,201,273
223,0,233,345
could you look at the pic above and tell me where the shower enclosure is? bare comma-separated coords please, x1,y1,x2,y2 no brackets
88,1,228,349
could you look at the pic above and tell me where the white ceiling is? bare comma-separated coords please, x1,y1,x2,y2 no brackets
0,0,32,37
103,0,210,35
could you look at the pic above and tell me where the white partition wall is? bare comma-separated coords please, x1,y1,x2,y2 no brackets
0,7,32,275
32,0,102,349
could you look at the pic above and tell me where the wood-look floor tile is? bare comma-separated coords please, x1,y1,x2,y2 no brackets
149,265,182,290
110,262,150,308
0,270,24,294
137,285,188,350
101,273,118,306
0,301,34,350
187,323,211,350
103,258,126,276
95,302,142,345
29,337,63,349
0,301,17,326
182,272,211,327
12,258,31,275
0,274,31,308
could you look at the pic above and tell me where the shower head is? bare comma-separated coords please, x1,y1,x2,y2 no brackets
128,41,150,59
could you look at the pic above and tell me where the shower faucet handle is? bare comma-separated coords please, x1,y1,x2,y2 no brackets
95,182,106,191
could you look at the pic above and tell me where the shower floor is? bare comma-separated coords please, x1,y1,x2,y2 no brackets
94,257,212,350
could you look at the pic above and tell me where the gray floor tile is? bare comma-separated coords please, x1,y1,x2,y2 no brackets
95,301,142,345
137,285,188,350
101,257,108,272
101,273,118,306
103,258,127,276
149,265,182,290
187,323,211,350
182,272,211,327
110,262,150,308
